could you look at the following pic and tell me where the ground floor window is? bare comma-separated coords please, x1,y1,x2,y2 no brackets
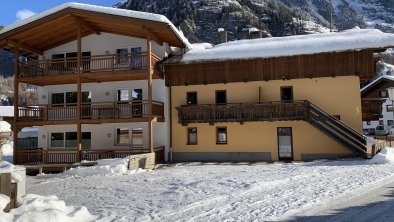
116,127,144,147
216,127,227,144
50,132,91,148
187,128,197,145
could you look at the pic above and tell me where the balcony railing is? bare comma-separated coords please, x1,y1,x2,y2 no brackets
19,52,161,77
16,146,165,165
17,100,164,121
176,101,309,125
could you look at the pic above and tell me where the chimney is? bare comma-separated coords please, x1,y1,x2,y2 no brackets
218,28,227,43
248,28,262,39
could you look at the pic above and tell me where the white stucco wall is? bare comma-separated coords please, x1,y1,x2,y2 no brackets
42,32,170,58
38,122,167,150
37,79,166,104
35,32,171,158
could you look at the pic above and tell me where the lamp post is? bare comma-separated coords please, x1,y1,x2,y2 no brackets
387,87,394,128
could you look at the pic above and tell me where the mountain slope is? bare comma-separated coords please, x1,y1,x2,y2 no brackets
115,0,394,44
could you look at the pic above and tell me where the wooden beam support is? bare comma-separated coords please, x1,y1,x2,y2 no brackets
143,26,163,46
76,24,82,162
147,36,154,153
7,40,43,55
72,15,101,35
13,47,20,164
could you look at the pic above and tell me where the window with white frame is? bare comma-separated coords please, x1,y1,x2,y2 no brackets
117,89,143,101
50,132,91,148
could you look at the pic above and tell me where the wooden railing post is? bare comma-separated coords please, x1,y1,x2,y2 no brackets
0,173,12,212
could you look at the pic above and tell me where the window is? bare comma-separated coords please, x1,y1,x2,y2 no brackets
116,128,129,145
116,48,128,65
130,47,142,69
387,105,393,112
187,128,197,145
379,120,384,125
52,52,90,71
51,91,91,105
51,93,64,105
50,133,64,148
216,127,227,144
116,128,144,147
281,87,293,101
132,128,143,148
380,90,388,98
187,92,197,105
117,89,143,101
131,89,143,100
388,120,394,126
50,132,91,148
216,90,227,104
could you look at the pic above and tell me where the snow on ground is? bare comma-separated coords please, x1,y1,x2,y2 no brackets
24,149,394,221
0,194,99,222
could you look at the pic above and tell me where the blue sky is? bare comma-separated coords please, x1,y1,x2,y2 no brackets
1,0,120,26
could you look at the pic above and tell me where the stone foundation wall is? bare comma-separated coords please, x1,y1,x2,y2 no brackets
129,153,155,170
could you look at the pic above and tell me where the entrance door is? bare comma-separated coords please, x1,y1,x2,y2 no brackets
281,87,293,101
277,127,293,161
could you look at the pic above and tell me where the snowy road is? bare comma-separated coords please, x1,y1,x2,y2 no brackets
26,157,394,222
286,175,394,222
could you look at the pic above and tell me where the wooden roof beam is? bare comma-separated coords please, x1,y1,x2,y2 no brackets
7,39,43,55
143,26,163,46
72,15,101,35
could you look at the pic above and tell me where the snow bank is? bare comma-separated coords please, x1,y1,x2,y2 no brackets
0,194,98,222
63,158,143,177
2,143,13,156
182,28,394,62
370,147,394,164
0,121,11,132
190,43,214,50
0,161,22,183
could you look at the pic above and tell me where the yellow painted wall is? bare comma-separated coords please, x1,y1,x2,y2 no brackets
171,76,362,161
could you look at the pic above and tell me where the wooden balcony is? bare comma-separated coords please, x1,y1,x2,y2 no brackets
176,101,309,125
17,100,164,125
16,146,165,165
19,52,161,85
361,98,385,121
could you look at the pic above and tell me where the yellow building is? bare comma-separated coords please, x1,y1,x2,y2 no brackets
163,29,394,162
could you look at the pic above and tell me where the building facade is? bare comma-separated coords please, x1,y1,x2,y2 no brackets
163,30,394,161
361,75,394,134
0,3,188,164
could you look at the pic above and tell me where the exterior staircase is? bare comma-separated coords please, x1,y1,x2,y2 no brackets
307,102,367,158
176,100,368,158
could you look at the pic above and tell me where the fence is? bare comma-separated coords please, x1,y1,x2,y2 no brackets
0,173,17,212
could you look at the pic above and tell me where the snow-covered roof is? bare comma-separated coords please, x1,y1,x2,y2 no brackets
182,28,394,63
361,75,394,93
0,2,191,48
0,106,13,117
